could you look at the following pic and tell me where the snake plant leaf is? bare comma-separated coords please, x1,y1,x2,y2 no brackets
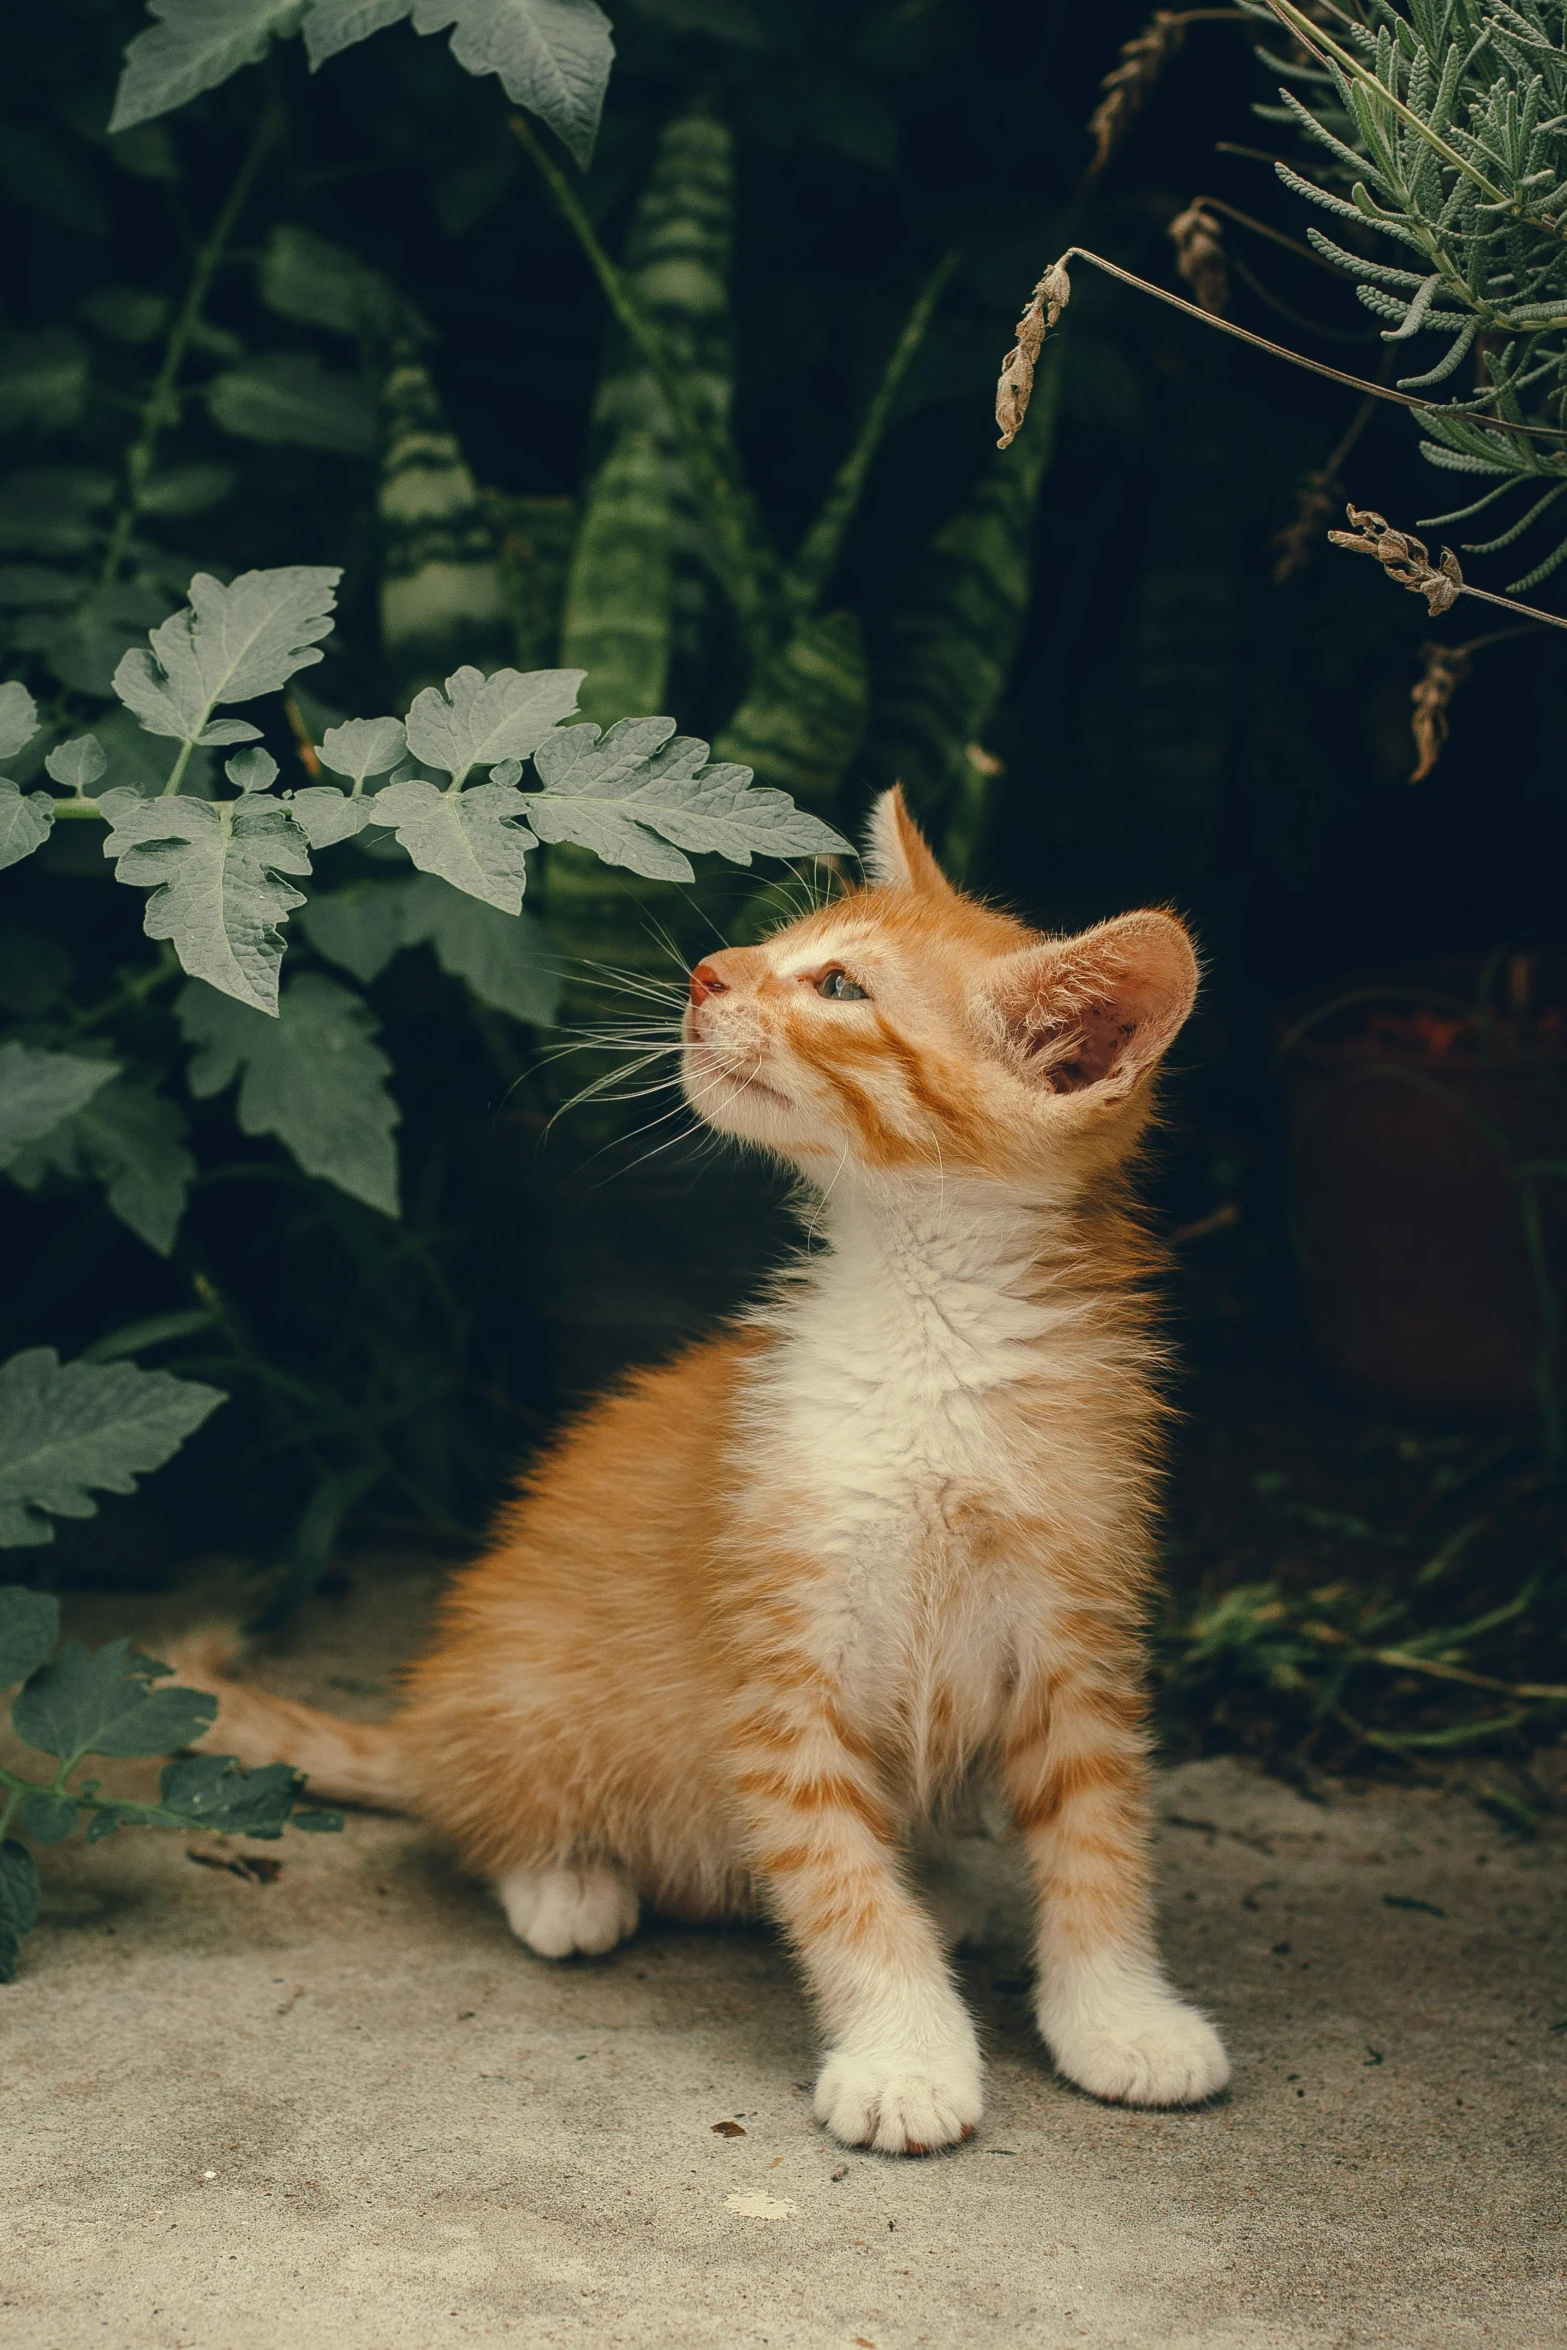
102,793,313,1014
306,0,616,169
0,680,39,761
112,566,341,748
712,611,867,818
378,351,510,700
178,972,401,1215
0,1348,224,1549
868,412,1056,864
371,776,537,912
404,665,583,782
0,1044,119,1169
0,1587,60,1688
206,354,377,458
109,0,307,133
488,493,576,671
5,1073,195,1256
561,432,672,727
0,786,54,873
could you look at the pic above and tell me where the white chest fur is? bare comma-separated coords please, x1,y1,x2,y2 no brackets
738,1178,1091,1773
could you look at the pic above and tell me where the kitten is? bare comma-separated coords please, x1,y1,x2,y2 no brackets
179,787,1229,2153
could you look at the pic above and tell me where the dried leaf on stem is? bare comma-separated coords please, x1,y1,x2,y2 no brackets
995,260,1070,451
1168,202,1227,316
1328,506,1463,616
1408,641,1471,782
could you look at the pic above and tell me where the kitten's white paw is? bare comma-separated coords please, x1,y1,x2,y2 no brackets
495,1862,639,1958
1039,1958,1229,2107
813,2044,983,2155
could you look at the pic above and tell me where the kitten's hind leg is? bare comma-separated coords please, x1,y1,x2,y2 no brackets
495,1861,640,1958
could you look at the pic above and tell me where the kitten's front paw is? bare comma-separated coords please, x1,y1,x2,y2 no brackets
495,1862,639,1958
1040,1963,1229,2107
813,2046,983,2155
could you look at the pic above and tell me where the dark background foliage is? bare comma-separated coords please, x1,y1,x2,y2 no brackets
4,0,1564,1761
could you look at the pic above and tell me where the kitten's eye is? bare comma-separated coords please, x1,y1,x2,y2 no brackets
816,968,868,1001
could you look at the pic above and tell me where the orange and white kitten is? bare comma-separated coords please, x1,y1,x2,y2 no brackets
183,788,1229,2153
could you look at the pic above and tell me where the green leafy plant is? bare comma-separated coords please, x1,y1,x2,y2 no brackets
0,1581,341,1983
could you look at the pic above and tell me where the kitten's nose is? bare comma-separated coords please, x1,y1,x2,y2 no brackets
689,960,729,1006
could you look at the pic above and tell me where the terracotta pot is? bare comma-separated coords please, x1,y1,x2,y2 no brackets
1279,957,1567,1417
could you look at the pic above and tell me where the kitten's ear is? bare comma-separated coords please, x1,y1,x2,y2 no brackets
863,786,956,899
978,913,1198,1095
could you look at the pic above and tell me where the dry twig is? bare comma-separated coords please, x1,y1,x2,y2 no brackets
995,262,1071,450
1168,202,1228,315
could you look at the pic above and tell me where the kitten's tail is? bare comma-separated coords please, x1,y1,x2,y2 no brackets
166,1628,415,1812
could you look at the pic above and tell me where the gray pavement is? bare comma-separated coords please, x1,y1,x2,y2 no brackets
2,1574,1562,2349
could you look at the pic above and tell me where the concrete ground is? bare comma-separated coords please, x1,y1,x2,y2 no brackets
2,1573,1563,2350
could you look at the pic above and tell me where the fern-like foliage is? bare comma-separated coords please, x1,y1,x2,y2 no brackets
1255,0,1567,591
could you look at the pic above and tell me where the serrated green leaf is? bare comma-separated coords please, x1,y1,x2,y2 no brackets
109,0,307,134
158,1752,301,1837
0,329,89,434
528,716,850,877
226,748,279,793
305,0,615,169
287,787,376,849
0,1587,60,1687
0,1045,119,1169
298,877,413,984
178,972,401,1215
372,776,536,912
112,565,340,748
404,664,582,782
84,1809,120,1843
206,353,377,458
0,1840,39,1981
6,1073,195,1256
44,736,106,795
0,1349,224,1549
0,680,39,760
0,785,53,873
403,872,561,1021
318,716,406,785
20,1794,78,1845
101,793,312,1014
12,1639,216,1760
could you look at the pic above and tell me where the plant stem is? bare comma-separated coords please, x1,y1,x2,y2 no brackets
98,104,281,593
508,112,780,670
1048,246,1567,443
0,1786,19,1843
785,251,958,616
64,945,181,1038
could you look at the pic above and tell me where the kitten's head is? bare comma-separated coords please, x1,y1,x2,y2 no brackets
680,789,1198,1188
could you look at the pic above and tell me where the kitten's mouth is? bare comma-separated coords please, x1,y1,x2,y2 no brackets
683,1038,794,1115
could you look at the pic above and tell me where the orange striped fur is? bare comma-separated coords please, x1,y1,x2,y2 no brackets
177,787,1229,2151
